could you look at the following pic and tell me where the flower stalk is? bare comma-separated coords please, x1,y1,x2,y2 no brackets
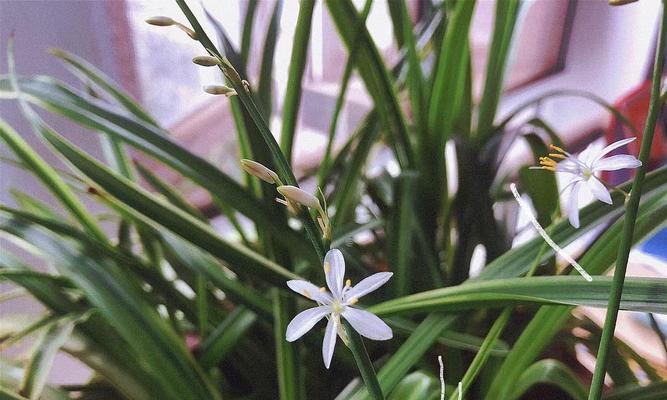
345,319,385,400
587,2,667,399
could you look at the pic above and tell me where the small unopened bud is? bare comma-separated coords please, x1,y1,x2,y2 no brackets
192,56,220,67
277,186,320,209
204,85,237,97
145,16,176,26
240,159,279,184
146,16,197,40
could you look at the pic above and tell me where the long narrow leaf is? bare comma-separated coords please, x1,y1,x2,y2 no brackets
370,276,667,316
280,0,315,162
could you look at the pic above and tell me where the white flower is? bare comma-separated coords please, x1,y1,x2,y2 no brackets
535,138,641,228
285,249,393,368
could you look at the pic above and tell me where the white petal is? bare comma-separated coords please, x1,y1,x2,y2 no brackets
345,272,393,302
595,137,636,161
287,280,332,304
342,307,393,341
592,155,641,172
322,316,338,369
587,177,612,205
324,249,345,298
285,306,330,342
578,144,598,167
566,181,583,228
556,158,583,175
559,177,583,196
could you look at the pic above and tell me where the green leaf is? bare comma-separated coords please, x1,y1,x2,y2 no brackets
603,381,667,400
0,120,105,243
387,371,439,400
0,215,220,400
160,232,273,318
325,0,414,168
37,125,300,286
388,172,418,296
280,0,315,162
507,359,587,400
370,276,667,316
475,0,521,145
49,49,157,126
331,112,381,226
273,290,304,400
319,0,372,185
20,315,78,400
351,313,457,400
134,162,206,221
421,0,475,242
1,75,314,260
198,306,257,368
449,309,511,400
257,0,282,118
240,0,258,67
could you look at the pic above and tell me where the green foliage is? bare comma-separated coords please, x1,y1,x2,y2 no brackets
0,1,665,399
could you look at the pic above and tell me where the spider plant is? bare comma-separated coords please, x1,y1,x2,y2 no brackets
1,0,666,399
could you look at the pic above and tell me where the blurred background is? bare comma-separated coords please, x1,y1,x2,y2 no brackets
1,0,665,387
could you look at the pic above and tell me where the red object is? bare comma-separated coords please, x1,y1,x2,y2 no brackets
604,80,667,184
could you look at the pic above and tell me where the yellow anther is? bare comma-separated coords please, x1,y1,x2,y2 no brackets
549,144,566,154
345,279,351,287
319,287,326,292
549,153,566,160
323,262,331,274
348,297,358,305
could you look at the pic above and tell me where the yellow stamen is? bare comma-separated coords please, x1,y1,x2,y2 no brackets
549,144,566,154
548,153,566,160
540,159,557,167
348,297,358,305
324,262,331,274
345,279,351,287
319,287,326,292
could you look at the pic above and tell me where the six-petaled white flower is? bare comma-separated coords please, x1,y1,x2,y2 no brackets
285,249,393,368
534,137,641,228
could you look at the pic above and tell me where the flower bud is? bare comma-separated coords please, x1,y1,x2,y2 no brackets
145,16,176,26
277,186,320,209
204,85,237,97
240,159,279,184
192,56,220,67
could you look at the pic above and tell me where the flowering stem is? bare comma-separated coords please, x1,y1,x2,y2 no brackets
344,321,384,400
588,3,667,399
